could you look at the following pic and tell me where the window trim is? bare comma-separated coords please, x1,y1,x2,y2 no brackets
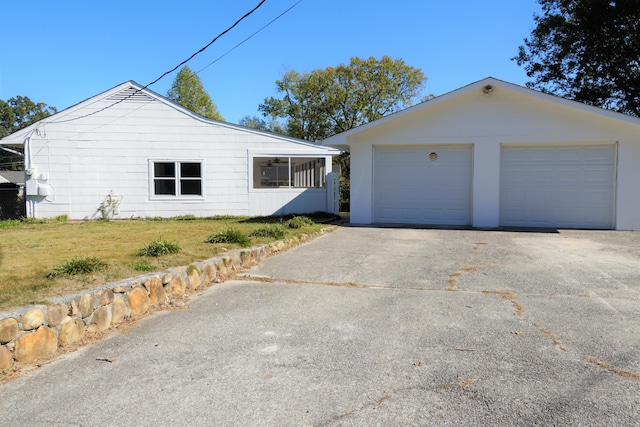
148,159,205,200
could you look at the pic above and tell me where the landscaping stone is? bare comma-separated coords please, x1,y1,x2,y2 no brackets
78,294,95,318
203,264,217,285
20,308,44,331
186,267,201,290
14,326,57,363
99,290,114,306
91,306,112,332
166,276,186,298
0,345,13,370
58,318,85,346
70,299,79,316
111,299,130,324
147,278,167,306
47,304,69,327
128,288,150,316
0,318,19,344
112,286,129,293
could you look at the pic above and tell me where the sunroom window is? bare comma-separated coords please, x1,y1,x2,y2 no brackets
253,157,325,189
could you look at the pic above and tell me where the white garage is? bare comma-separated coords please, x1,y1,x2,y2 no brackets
500,144,616,229
373,145,472,225
323,77,640,231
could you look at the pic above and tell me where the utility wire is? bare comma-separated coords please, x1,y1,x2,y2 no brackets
195,0,302,75
47,0,267,125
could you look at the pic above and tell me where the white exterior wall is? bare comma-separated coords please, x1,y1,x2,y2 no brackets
334,83,640,230
18,91,336,220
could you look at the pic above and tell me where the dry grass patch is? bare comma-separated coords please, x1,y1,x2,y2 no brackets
0,215,329,310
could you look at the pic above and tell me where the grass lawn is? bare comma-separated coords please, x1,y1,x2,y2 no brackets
0,215,331,311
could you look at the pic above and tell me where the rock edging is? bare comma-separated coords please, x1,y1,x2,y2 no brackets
0,228,334,372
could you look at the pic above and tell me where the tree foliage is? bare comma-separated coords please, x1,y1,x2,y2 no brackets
514,0,640,116
0,96,57,138
1,96,57,170
167,66,224,121
238,115,285,134
259,56,426,141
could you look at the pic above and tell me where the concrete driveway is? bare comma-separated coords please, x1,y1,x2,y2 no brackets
1,227,639,426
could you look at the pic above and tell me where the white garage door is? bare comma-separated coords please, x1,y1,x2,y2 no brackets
373,145,473,225
500,145,616,229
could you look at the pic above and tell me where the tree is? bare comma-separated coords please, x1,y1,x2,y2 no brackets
167,66,224,121
238,115,285,134
0,96,57,170
514,0,640,116
259,56,426,210
259,56,426,141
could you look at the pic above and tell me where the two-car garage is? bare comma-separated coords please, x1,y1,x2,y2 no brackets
372,144,616,229
323,78,640,231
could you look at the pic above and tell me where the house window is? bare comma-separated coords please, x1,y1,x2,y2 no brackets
151,161,203,197
253,157,325,189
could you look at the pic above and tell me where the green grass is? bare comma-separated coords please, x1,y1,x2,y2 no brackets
0,215,324,310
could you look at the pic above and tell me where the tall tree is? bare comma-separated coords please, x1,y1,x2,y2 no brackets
514,0,640,116
259,56,426,141
0,96,57,170
167,65,224,121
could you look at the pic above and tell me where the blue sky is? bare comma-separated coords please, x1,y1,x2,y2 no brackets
2,0,541,124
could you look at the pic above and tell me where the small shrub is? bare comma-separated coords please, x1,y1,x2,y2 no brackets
46,256,107,278
130,261,157,272
54,214,69,223
137,240,181,257
206,228,251,247
286,216,314,229
249,224,286,239
98,192,122,221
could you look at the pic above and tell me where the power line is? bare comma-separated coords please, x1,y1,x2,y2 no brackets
195,0,303,75
47,0,267,125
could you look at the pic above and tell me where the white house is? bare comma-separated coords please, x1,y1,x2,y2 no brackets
323,77,640,230
0,81,340,220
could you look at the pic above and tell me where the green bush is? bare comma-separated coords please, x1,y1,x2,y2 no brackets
137,240,181,257
206,228,251,247
249,224,286,239
46,256,107,278
286,216,314,229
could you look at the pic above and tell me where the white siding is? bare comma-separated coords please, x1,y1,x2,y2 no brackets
22,88,337,219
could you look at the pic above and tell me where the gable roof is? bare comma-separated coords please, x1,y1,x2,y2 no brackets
321,76,640,150
0,80,340,154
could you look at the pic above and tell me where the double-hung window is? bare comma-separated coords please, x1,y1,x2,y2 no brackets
150,160,203,198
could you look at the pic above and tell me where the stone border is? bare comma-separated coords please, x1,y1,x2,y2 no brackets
0,228,334,371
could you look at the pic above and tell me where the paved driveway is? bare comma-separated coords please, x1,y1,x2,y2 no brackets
1,227,639,426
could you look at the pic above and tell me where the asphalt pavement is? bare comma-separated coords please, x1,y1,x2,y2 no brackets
0,226,639,426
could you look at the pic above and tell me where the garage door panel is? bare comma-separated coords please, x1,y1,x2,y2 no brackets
374,146,472,225
500,145,615,229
